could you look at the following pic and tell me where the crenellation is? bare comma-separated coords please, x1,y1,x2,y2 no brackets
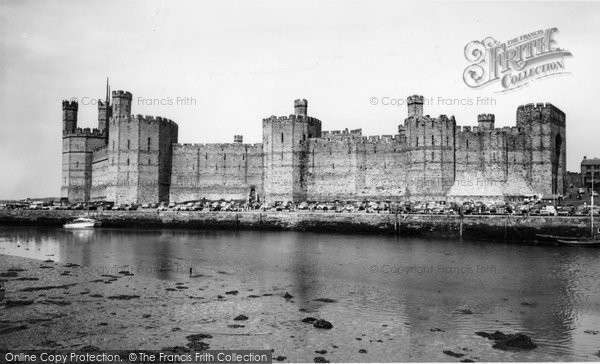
62,87,568,204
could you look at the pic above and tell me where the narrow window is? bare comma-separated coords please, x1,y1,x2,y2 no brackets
127,158,129,166
446,136,449,146
432,135,434,146
416,137,419,147
76,161,79,168
127,139,130,149
113,141,115,150
281,133,284,143
224,153,226,161
431,151,435,161
205,153,208,160
148,158,151,166
147,137,151,151
466,140,469,149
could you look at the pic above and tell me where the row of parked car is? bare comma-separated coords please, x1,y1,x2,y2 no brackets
3,199,598,216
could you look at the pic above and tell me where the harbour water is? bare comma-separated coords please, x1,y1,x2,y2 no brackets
1,226,600,361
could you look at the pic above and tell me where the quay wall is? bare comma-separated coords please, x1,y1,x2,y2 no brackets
0,210,597,242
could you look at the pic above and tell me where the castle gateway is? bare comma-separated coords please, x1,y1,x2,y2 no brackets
61,89,566,204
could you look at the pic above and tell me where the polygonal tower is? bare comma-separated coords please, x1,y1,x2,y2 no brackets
403,95,456,199
262,99,321,202
61,99,108,202
105,90,178,204
517,103,566,196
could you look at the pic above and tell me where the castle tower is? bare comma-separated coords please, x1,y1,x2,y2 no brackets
61,98,107,202
263,99,321,202
98,78,111,131
516,103,566,196
403,95,456,198
294,99,308,116
407,95,424,119
62,100,78,134
112,90,132,117
477,114,495,131
105,90,178,204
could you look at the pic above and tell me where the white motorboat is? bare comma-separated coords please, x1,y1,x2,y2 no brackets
63,217,101,229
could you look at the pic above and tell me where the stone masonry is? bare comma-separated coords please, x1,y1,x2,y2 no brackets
61,88,567,204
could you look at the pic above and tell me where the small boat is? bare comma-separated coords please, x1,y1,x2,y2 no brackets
556,238,600,246
535,234,580,243
63,217,100,229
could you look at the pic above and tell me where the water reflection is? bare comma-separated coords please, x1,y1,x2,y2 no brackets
1,226,599,359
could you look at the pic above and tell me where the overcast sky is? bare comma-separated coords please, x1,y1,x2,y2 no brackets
1,0,599,199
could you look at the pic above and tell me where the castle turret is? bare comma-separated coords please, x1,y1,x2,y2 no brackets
112,90,132,117
294,99,308,116
263,99,321,202
62,100,78,134
98,78,111,130
516,102,566,196
477,113,495,131
407,95,424,118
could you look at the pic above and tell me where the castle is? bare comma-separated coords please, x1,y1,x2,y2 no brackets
61,87,567,204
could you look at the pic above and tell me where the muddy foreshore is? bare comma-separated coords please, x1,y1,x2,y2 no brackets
0,210,597,242
0,253,573,362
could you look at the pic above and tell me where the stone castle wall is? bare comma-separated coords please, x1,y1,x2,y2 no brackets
169,142,263,202
61,90,567,205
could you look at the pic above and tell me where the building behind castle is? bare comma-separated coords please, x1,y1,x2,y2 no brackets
61,87,567,204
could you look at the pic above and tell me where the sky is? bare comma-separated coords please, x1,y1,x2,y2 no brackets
1,0,599,199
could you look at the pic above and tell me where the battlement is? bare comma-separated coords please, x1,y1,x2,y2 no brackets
113,114,178,127
407,95,424,105
262,114,322,125
93,144,108,152
112,90,132,99
63,127,108,138
517,102,565,124
62,100,78,109
477,114,495,122
456,124,522,135
407,114,457,129
173,142,263,151
92,146,108,162
234,135,243,143
321,128,363,137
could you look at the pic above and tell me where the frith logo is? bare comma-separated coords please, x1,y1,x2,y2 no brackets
463,28,572,92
